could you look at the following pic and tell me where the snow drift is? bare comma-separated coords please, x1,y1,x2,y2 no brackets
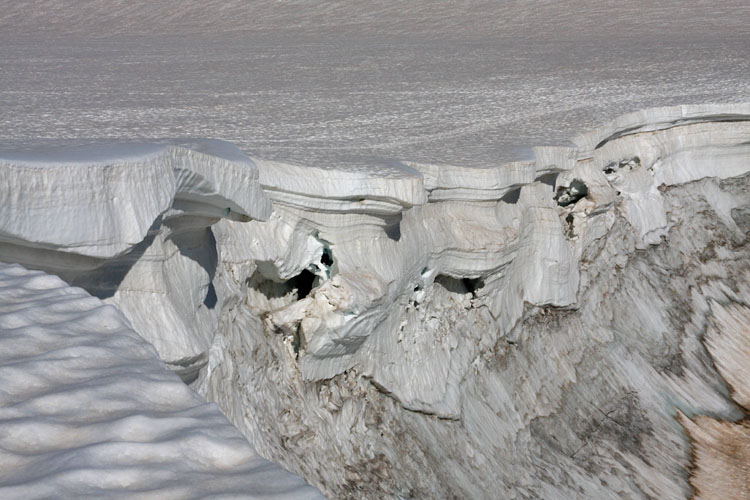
0,263,321,499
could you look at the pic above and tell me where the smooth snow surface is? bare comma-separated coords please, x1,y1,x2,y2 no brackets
1,2,749,169
0,263,323,499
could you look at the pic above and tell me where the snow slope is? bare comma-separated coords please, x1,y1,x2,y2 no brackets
1,2,749,169
0,262,323,499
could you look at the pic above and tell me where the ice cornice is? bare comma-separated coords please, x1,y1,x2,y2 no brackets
574,103,750,153
0,139,271,267
253,157,427,210
403,146,578,202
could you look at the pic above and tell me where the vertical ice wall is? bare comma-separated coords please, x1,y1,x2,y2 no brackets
195,105,750,499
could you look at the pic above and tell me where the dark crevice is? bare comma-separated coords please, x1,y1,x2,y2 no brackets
604,156,641,175
249,246,335,303
318,244,335,280
555,179,588,207
291,324,305,357
321,247,334,267
203,282,218,308
383,214,403,241
564,213,576,239
463,277,484,295
293,269,317,300
434,274,484,297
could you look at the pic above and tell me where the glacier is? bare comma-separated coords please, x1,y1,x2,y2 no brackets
1,104,750,498
2,1,750,498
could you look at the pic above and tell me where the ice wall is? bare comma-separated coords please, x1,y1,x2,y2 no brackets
2,104,750,499
0,139,271,381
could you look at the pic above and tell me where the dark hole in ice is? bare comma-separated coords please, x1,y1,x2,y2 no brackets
247,266,317,302
292,269,317,300
203,282,217,308
251,248,333,302
294,247,335,300
463,277,484,294
321,247,334,267
434,274,484,296
555,179,588,207
604,156,641,175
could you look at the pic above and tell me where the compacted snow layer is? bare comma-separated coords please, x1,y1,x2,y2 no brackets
0,263,322,499
0,139,270,264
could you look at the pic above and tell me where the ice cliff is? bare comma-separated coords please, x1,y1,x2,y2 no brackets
1,104,750,499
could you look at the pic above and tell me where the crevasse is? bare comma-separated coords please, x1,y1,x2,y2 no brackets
2,104,750,499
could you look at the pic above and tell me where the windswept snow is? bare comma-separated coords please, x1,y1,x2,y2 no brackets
0,263,323,499
1,1,749,38
1,2,749,170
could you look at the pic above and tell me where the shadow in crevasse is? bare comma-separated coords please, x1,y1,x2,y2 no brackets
500,187,521,204
434,274,484,296
69,217,163,299
169,225,218,310
383,212,402,242
70,218,219,310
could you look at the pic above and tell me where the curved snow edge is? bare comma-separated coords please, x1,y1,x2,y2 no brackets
0,139,271,265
